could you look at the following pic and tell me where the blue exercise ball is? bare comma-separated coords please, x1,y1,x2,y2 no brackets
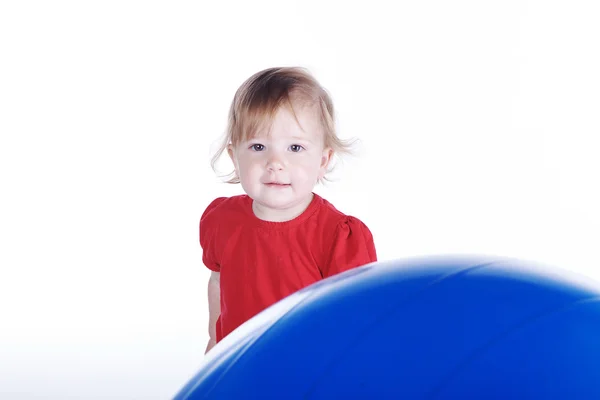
175,256,600,399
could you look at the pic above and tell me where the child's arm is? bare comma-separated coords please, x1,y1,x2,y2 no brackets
205,271,221,354
322,217,377,278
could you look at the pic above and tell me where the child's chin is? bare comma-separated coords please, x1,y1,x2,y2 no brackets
256,196,297,210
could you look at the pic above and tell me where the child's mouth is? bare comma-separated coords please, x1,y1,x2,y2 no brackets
265,182,290,187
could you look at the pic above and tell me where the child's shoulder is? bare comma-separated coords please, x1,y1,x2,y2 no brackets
316,195,370,230
317,196,346,221
315,196,375,249
201,195,248,222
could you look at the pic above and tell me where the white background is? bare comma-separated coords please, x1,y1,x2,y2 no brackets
1,1,599,398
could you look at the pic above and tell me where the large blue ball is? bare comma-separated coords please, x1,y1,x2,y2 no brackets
176,256,600,399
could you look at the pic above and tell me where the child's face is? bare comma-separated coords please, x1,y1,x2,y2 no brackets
228,105,332,220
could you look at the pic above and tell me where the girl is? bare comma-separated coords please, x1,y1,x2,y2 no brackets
201,67,377,353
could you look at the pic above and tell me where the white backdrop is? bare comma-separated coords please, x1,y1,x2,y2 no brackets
1,1,599,398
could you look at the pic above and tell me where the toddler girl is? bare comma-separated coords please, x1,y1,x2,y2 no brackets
200,67,377,353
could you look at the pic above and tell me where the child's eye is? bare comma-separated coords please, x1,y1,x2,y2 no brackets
289,144,304,153
250,144,265,151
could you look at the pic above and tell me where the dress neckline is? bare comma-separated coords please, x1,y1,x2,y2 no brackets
242,193,323,229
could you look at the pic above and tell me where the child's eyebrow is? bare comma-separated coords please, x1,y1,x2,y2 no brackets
245,135,314,143
290,135,313,142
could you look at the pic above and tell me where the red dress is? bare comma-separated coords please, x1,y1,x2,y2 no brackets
200,193,377,342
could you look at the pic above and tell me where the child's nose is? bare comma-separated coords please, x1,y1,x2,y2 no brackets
266,153,285,171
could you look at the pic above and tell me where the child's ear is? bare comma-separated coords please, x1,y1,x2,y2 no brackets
227,144,239,172
319,147,334,178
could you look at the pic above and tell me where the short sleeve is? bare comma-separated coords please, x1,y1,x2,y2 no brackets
322,216,377,278
199,197,227,272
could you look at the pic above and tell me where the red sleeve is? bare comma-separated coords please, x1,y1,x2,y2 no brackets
322,216,377,278
199,197,227,272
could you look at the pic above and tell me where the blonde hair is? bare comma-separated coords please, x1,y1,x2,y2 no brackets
211,67,355,184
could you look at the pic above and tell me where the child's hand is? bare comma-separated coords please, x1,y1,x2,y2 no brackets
205,338,217,354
